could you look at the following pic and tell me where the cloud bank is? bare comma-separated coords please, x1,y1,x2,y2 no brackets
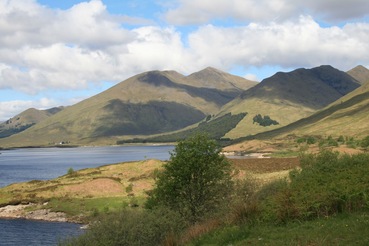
1,0,369,120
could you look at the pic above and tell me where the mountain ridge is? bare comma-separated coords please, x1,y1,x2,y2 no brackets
0,68,256,147
216,65,360,139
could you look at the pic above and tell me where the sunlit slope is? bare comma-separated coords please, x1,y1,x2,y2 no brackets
0,107,64,138
219,65,360,139
0,68,256,147
347,65,369,84
252,81,369,139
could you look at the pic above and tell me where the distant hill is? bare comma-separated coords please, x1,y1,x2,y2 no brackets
0,107,64,138
250,80,369,139
0,68,256,147
347,65,369,84
217,65,360,139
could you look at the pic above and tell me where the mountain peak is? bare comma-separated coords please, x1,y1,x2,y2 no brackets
186,67,257,91
347,65,369,84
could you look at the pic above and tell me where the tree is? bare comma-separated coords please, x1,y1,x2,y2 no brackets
146,134,233,223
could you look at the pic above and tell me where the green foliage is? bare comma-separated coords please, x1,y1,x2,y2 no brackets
146,134,233,223
253,114,279,127
60,208,185,246
67,167,76,176
360,136,369,148
268,151,369,222
296,135,317,145
318,135,340,147
190,212,369,245
125,183,133,193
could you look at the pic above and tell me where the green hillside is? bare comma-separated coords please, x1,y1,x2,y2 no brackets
0,68,256,147
0,107,64,138
251,81,369,139
218,65,360,139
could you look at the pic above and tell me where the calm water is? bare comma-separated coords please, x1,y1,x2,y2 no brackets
0,145,174,245
0,145,174,188
0,219,82,246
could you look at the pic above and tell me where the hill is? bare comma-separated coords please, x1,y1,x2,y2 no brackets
347,65,369,84
0,107,64,138
0,68,256,147
217,65,360,139
249,80,369,139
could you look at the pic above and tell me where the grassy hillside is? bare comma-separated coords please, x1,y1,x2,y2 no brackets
218,65,360,139
249,81,369,139
0,107,64,138
0,69,255,147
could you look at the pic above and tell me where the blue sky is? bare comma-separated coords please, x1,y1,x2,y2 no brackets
1,0,369,121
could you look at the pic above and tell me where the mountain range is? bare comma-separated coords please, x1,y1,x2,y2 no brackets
254,72,369,139
0,65,368,147
0,67,256,146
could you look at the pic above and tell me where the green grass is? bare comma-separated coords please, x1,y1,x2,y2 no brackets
190,212,369,245
59,151,369,245
45,197,145,220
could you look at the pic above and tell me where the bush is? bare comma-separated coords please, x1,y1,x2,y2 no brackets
60,208,185,246
267,151,369,222
360,136,369,148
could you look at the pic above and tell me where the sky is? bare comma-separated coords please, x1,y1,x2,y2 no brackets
1,0,369,121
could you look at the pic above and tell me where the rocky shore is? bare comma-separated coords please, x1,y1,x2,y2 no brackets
0,204,68,222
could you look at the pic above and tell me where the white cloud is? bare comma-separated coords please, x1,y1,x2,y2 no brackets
299,0,369,22
165,0,294,25
186,16,369,71
244,74,259,82
164,0,369,25
0,0,369,105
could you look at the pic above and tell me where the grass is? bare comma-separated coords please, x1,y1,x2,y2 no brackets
0,159,164,222
190,212,369,245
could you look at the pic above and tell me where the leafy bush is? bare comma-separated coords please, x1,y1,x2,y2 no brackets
267,151,369,222
60,208,185,246
360,136,369,148
296,136,317,145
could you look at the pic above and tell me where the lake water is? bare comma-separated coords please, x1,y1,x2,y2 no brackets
0,219,82,246
0,145,174,188
0,145,174,245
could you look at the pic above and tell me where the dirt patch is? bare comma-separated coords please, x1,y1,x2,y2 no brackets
223,140,270,153
229,157,300,173
332,146,363,155
63,178,123,197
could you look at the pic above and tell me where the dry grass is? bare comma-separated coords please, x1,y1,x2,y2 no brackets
0,159,164,205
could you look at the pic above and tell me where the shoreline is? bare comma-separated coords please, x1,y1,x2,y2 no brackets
0,204,78,224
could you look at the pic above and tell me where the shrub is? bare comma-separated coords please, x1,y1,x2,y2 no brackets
60,208,185,246
360,136,369,148
67,167,77,177
269,151,369,222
